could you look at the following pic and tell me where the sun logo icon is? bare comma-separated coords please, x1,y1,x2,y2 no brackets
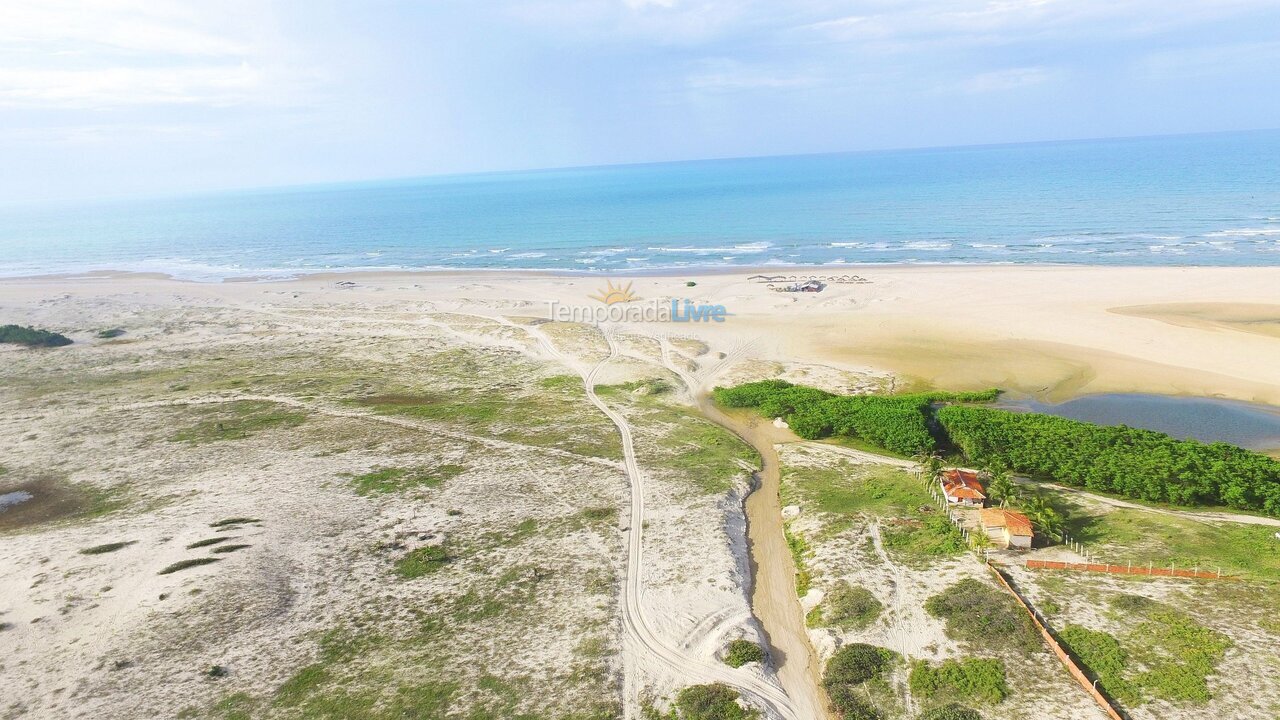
589,279,639,305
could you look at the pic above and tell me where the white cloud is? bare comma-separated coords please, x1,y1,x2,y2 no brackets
0,0,295,108
0,64,264,109
960,66,1050,93
686,58,821,91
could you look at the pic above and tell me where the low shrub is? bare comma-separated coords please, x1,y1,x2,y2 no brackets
672,683,758,719
923,579,1039,652
0,324,72,347
158,557,220,575
909,658,1007,703
813,581,882,629
722,639,765,668
80,541,136,555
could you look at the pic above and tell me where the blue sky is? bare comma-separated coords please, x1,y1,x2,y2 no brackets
3,0,1280,203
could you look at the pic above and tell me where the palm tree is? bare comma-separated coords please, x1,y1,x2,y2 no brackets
1021,495,1065,540
986,467,1017,508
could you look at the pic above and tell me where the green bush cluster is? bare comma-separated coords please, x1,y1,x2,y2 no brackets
662,684,758,720
813,581,882,629
713,380,996,455
923,579,1040,652
908,658,1007,703
1058,625,1138,705
721,639,765,668
822,643,895,720
715,380,1280,517
936,405,1280,516
0,324,72,347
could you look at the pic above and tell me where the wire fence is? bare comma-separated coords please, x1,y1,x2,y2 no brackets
1026,558,1236,581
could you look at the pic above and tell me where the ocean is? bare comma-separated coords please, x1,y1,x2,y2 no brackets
2,130,1279,281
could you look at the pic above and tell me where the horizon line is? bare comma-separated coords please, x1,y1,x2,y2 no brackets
7,125,1278,210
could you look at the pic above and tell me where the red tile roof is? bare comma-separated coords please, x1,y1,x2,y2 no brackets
980,508,1034,537
940,469,986,499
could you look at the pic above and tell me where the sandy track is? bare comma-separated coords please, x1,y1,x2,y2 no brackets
513,322,799,719
658,338,830,720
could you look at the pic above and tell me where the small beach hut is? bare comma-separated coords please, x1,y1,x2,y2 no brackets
980,508,1033,549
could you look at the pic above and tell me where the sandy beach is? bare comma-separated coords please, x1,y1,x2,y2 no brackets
3,264,1280,719
10,264,1280,403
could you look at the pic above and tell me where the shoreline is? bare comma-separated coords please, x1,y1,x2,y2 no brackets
2,261,1278,285
5,264,1280,409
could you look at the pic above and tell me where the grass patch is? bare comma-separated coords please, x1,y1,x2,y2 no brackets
909,658,1008,704
1058,595,1233,707
808,581,882,629
650,683,758,720
1063,502,1280,580
1058,625,1139,705
158,557,220,575
784,526,812,596
80,540,136,555
187,537,231,549
782,462,963,563
211,543,251,554
171,401,306,444
96,328,126,339
349,464,464,495
722,639,765,668
396,545,450,578
357,348,623,460
924,578,1040,653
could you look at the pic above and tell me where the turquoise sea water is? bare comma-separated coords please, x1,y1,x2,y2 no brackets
1,130,1279,280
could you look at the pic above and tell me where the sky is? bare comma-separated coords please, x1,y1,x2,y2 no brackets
3,0,1280,203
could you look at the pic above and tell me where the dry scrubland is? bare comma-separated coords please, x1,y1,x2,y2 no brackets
0,293,767,719
779,443,1107,720
779,440,1280,720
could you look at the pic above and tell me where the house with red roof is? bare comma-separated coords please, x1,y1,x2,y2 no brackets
939,469,986,507
980,508,1034,549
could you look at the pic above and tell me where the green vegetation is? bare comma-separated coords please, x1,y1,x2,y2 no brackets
784,527,812,596
917,704,982,720
358,348,623,460
909,658,1008,704
937,405,1280,516
664,683,758,720
212,543,251,554
808,581,882,629
0,324,72,347
924,579,1040,653
823,644,896,720
96,328,126,339
722,639,765,668
713,380,997,455
349,464,464,495
716,379,1280,517
780,463,963,564
80,540,136,555
210,517,260,527
1057,596,1233,707
1063,504,1280,580
171,401,306,443
187,537,231,549
1058,625,1138,705
395,545,450,578
158,557,220,575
